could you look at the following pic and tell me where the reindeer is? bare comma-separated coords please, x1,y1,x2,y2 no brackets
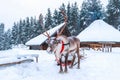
43,10,81,73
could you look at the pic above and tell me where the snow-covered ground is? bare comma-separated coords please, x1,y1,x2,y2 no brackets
0,48,120,80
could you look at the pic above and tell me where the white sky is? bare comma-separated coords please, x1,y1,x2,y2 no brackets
0,0,108,31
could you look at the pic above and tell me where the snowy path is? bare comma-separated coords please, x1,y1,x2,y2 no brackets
0,49,120,80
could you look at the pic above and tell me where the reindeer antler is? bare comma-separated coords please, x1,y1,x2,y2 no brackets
57,10,68,36
43,31,50,39
40,17,50,39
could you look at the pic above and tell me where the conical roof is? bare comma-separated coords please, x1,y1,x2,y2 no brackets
77,20,120,42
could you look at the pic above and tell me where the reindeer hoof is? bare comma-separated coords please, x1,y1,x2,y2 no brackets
57,63,60,66
69,66,73,69
64,70,68,73
77,67,80,69
59,70,63,73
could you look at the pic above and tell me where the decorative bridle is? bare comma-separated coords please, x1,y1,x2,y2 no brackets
53,39,69,54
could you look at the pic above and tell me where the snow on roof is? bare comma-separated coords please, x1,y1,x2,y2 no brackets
77,20,120,42
25,23,65,45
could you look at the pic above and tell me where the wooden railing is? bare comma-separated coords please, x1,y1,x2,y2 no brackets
0,54,39,66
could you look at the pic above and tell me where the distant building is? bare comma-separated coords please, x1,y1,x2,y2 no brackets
0,23,4,35
25,23,71,50
77,20,120,52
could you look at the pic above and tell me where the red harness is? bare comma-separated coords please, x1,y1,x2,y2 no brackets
60,41,64,53
55,40,71,66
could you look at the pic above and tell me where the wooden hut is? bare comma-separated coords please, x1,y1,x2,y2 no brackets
77,20,120,52
25,23,71,50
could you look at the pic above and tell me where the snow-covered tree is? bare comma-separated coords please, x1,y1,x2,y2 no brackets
18,20,22,44
3,29,12,50
0,23,4,35
0,23,5,50
53,9,59,27
0,34,4,50
45,8,53,30
67,3,72,27
20,20,27,44
38,14,44,30
25,17,31,41
11,23,19,45
105,0,120,29
34,14,43,37
79,0,104,31
70,2,79,35
58,3,66,24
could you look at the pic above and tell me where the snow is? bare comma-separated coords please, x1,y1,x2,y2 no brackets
0,48,39,66
25,23,65,45
77,20,120,42
0,47,120,80
1,19,120,80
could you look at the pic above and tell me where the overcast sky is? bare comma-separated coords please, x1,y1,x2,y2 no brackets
0,0,108,31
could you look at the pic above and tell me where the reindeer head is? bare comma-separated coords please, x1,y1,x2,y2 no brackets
43,10,67,54
42,32,55,53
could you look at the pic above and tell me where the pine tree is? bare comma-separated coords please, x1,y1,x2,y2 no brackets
79,0,104,31
39,14,44,30
0,23,4,36
105,0,120,29
32,16,38,37
35,14,43,37
29,17,35,38
0,34,4,50
0,23,5,50
45,8,53,30
25,17,31,41
53,9,59,27
3,29,12,50
70,2,79,35
18,19,22,44
67,3,72,27
20,20,27,44
58,3,66,24
11,22,19,45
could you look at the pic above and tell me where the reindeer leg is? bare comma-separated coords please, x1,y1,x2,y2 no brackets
59,57,63,73
64,53,68,73
69,54,76,68
77,55,80,69
77,50,80,69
